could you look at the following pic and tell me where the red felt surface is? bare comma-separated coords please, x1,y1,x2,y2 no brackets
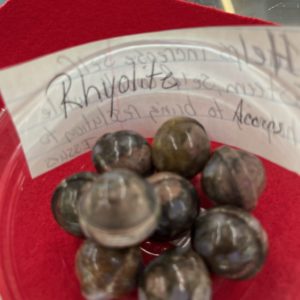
0,1,299,300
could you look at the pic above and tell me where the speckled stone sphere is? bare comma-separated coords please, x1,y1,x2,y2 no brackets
51,172,96,236
76,240,142,300
139,247,211,300
202,146,266,210
92,130,152,176
192,206,268,280
148,172,199,241
78,169,160,248
152,117,210,178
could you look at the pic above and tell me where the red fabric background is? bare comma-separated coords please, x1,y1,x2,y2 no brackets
0,1,299,300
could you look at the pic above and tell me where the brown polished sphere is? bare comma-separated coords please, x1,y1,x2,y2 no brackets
192,206,268,280
152,117,210,178
202,146,266,210
139,247,211,300
148,172,199,241
76,240,142,300
78,169,160,247
51,172,96,236
92,130,152,176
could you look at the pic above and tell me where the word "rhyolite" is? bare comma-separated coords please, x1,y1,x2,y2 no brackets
46,60,179,119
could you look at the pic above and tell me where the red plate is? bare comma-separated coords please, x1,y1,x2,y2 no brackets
2,1,299,300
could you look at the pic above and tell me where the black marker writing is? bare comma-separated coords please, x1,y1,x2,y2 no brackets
233,99,284,142
46,59,179,119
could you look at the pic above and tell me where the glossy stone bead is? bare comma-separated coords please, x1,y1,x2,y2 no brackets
152,117,210,178
202,146,266,210
139,247,211,300
192,206,268,280
92,130,152,175
76,240,142,300
78,169,160,248
148,172,199,241
51,172,96,236
170,230,192,251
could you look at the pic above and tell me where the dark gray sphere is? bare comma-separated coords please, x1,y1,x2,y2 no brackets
92,130,152,175
152,117,210,178
51,172,96,236
76,239,142,300
78,169,160,247
192,206,268,280
202,146,266,211
139,247,211,300
148,172,199,241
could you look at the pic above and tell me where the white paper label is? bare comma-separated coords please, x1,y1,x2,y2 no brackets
0,26,300,177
